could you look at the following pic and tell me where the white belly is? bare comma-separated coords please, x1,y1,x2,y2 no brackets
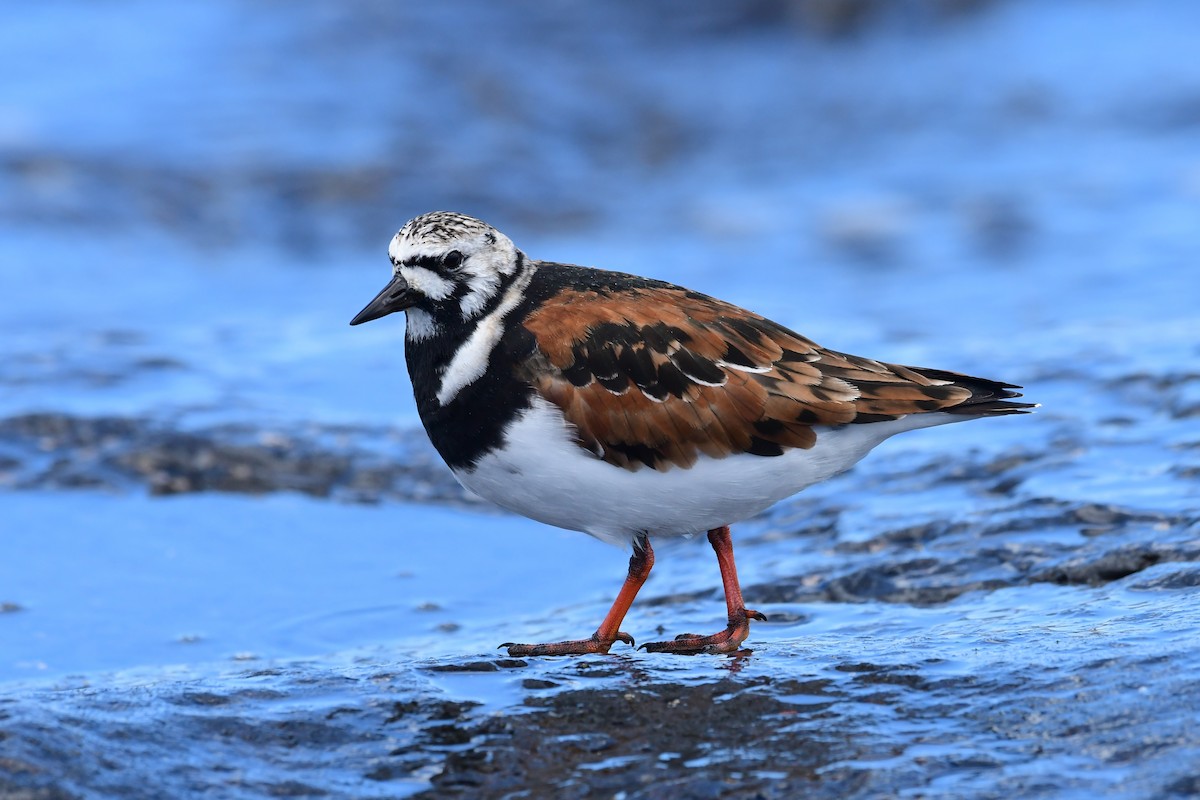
455,397,956,547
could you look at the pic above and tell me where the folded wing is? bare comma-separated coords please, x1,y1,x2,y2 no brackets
518,284,1032,472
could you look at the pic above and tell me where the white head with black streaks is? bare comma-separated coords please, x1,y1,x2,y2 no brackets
384,212,522,335
350,212,537,405
351,212,526,338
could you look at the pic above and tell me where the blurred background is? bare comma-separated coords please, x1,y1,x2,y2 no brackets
1,2,1199,791
2,1,1200,796
4,0,1198,428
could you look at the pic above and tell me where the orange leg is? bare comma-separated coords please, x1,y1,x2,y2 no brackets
502,533,654,656
641,526,766,655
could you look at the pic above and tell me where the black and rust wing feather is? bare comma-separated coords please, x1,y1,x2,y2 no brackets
517,279,1031,472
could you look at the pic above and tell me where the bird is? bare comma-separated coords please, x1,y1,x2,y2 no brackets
350,211,1033,656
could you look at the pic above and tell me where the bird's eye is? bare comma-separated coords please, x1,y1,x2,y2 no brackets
442,250,463,270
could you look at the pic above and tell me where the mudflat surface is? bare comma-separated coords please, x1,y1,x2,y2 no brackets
2,1,1199,798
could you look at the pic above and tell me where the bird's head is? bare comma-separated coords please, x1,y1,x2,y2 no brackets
350,211,522,339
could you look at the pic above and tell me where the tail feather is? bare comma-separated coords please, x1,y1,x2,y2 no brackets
907,366,1037,416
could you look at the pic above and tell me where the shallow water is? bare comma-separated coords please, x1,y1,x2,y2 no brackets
2,1,1199,797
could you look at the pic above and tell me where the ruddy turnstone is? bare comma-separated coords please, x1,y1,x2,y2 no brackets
351,211,1033,656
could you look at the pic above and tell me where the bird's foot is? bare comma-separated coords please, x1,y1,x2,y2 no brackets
640,608,766,655
500,631,635,657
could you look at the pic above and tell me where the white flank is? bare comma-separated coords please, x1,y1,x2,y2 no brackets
457,397,963,547
435,266,535,405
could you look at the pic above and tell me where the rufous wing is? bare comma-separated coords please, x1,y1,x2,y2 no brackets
518,284,1030,472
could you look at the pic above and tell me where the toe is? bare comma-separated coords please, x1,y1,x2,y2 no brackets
500,633,632,657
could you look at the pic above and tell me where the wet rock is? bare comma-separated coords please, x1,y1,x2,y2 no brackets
1164,774,1200,796
743,497,1198,610
1072,503,1131,526
1129,568,1200,591
1032,542,1200,587
962,194,1033,257
415,677,841,799
170,691,234,707
1,630,1199,800
0,413,472,507
426,661,500,673
818,194,913,265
